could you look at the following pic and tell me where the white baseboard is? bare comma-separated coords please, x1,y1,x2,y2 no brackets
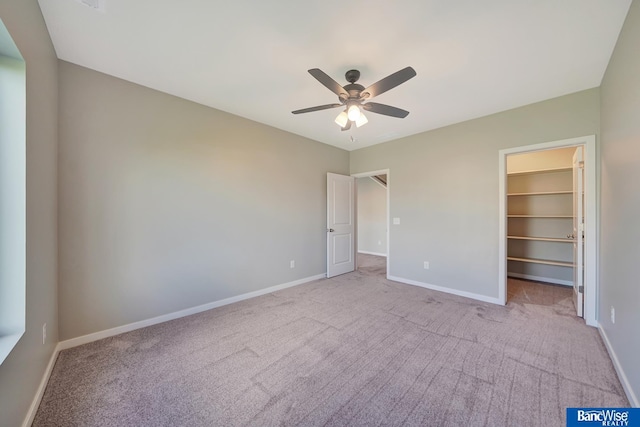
387,275,502,305
22,343,61,427
507,272,573,287
58,273,326,351
357,250,387,257
598,324,639,407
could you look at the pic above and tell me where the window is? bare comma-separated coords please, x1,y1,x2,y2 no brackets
0,18,26,365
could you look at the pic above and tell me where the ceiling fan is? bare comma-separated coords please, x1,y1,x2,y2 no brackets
292,67,417,131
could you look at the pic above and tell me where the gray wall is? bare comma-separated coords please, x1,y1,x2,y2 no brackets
357,177,387,255
58,61,349,340
0,1,59,426
600,0,640,405
351,88,599,299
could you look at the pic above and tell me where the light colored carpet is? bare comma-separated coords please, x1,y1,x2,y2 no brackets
33,255,628,426
356,252,387,276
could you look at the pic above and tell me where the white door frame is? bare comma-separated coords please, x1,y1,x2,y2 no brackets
498,135,597,326
573,146,585,317
352,169,390,279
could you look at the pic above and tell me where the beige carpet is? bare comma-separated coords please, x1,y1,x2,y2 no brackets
356,252,387,276
33,255,628,426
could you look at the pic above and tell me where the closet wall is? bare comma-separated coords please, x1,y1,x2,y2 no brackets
506,147,576,285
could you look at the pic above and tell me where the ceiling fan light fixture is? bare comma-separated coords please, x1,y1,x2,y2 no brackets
355,113,368,128
347,104,361,121
293,67,416,131
335,111,348,128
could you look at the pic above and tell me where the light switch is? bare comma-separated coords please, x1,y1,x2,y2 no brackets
393,217,400,225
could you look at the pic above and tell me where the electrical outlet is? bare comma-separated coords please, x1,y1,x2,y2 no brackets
42,323,47,345
611,306,615,324
424,261,430,270
290,260,295,269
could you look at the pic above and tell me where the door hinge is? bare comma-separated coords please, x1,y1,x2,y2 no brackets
578,285,584,293
578,161,584,169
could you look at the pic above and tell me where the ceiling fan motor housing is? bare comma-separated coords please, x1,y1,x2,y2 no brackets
345,69,360,83
342,70,365,102
342,83,365,101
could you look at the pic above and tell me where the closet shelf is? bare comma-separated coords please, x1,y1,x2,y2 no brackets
508,156,577,284
507,257,574,267
507,191,572,196
507,167,572,176
508,236,574,243
507,214,572,218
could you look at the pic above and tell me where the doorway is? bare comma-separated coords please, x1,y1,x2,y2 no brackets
505,147,579,314
353,169,390,278
498,136,597,326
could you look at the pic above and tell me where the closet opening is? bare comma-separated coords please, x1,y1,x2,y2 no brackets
498,136,597,326
506,147,580,314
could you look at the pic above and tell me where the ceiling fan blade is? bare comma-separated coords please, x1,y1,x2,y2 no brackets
341,120,352,131
292,103,342,114
362,102,410,118
308,69,349,98
360,66,416,99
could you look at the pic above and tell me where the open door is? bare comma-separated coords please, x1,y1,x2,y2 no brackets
572,146,584,317
327,173,355,277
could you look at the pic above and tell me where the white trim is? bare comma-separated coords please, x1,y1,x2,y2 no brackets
498,151,507,305
352,169,391,280
22,343,61,427
58,273,325,351
388,275,502,305
507,273,572,287
351,169,389,178
498,135,598,326
357,250,387,257
598,325,639,407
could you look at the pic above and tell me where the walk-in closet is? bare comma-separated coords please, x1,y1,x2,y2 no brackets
506,146,584,314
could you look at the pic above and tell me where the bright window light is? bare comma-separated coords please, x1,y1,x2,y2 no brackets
0,19,27,365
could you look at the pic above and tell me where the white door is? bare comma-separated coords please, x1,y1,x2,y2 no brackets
327,173,355,277
572,146,584,317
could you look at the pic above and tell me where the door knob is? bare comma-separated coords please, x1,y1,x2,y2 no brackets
328,228,334,232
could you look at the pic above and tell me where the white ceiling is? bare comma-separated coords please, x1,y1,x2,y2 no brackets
37,0,631,151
